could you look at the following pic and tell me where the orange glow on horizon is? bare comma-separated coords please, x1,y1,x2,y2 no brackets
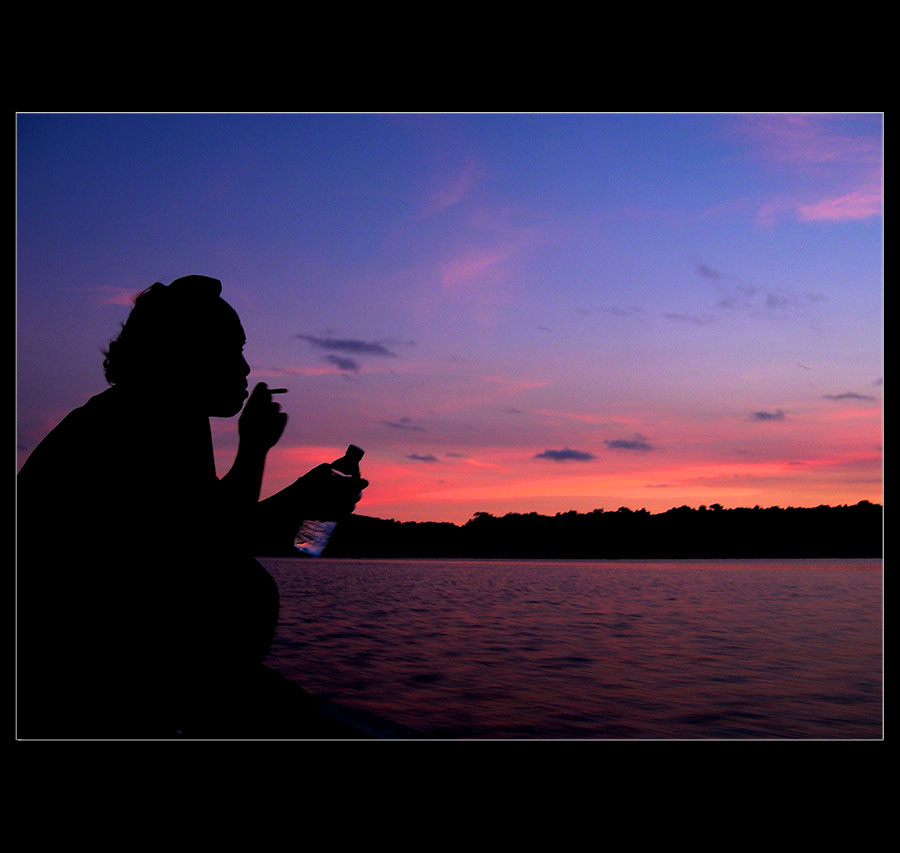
253,440,882,525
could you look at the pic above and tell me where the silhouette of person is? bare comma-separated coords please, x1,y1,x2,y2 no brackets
17,275,368,738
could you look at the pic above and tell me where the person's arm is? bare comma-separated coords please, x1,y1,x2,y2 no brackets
220,383,287,520
252,464,368,556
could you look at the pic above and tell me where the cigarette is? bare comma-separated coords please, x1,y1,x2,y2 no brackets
269,388,289,394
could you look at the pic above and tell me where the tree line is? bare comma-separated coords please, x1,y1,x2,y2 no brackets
263,501,883,560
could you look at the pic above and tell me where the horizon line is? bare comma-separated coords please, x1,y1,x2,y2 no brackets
360,498,883,526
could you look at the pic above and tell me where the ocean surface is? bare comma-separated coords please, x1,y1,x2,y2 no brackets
260,557,883,739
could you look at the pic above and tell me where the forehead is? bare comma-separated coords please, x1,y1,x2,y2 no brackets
203,299,246,344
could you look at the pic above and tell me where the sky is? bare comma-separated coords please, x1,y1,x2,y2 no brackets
16,112,883,524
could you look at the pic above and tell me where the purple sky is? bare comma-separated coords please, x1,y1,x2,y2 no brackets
17,113,883,523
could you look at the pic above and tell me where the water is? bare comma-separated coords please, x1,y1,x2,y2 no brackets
260,557,883,739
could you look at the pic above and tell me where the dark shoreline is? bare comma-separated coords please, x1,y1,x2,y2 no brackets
260,500,883,561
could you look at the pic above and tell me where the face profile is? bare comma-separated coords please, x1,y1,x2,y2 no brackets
190,299,252,418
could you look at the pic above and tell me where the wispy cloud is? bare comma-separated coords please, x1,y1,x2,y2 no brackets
534,447,596,462
249,364,346,378
750,409,787,421
324,354,360,373
297,334,398,357
714,282,759,312
440,245,514,289
796,187,883,222
740,114,879,170
383,417,426,432
823,392,877,401
407,453,439,463
604,435,654,451
600,305,643,318
664,312,716,326
423,162,482,215
694,259,825,320
696,263,725,280
736,114,882,225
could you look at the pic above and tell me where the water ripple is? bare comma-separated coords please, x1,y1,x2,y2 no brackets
263,557,882,739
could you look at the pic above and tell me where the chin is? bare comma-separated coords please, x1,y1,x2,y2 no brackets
211,406,243,418
210,393,247,418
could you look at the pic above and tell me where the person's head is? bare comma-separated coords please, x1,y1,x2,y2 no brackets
102,275,250,416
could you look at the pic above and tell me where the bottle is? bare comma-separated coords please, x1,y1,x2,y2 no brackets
294,445,365,556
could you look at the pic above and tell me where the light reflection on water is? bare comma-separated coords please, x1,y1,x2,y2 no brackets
261,557,883,739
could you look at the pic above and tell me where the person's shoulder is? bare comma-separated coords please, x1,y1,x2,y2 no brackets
48,388,122,440
19,388,119,477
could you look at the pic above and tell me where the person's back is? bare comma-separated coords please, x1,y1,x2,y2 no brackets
19,387,175,735
17,384,278,737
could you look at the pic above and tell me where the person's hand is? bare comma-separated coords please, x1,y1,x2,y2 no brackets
251,457,369,552
238,383,288,455
297,463,369,519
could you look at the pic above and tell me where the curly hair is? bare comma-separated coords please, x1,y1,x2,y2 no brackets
102,275,225,385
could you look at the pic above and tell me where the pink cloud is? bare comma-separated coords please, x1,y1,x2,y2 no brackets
423,162,482,215
739,114,880,170
796,185,883,222
757,185,882,226
737,114,883,225
252,365,348,378
440,245,513,288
